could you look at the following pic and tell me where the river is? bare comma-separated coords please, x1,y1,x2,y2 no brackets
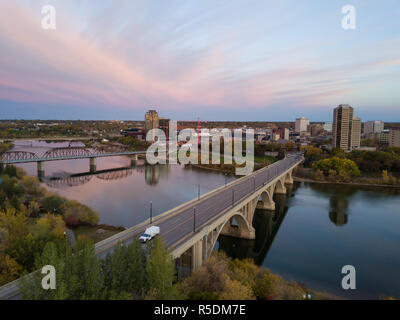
10,140,400,299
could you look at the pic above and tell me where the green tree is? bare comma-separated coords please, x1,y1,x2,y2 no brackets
42,194,66,214
20,239,105,300
312,157,361,181
145,237,177,299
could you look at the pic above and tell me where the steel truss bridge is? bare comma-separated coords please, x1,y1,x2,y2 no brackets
0,147,146,164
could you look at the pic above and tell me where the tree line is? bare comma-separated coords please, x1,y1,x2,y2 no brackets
0,165,99,286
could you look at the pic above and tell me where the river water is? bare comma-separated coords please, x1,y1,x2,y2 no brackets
10,141,400,299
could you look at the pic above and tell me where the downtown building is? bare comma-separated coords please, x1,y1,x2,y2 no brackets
389,128,400,147
364,120,384,135
332,104,361,151
295,117,310,133
145,109,160,141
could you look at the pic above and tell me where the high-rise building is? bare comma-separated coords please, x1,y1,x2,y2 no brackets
389,128,400,147
364,120,384,135
145,109,159,141
332,104,361,151
295,117,310,133
351,117,361,150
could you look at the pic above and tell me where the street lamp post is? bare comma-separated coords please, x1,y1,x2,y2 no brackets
193,207,196,232
150,201,153,224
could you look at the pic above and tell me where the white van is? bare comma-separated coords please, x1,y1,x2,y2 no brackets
139,226,160,243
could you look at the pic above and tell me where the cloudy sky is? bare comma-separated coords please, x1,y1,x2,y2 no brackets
0,0,399,121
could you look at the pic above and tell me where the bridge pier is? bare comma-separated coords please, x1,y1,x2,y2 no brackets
257,187,275,211
219,216,256,240
37,161,44,179
285,170,294,184
192,240,203,271
90,157,96,173
275,178,287,194
130,155,138,166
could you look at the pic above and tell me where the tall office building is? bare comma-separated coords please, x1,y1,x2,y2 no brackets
351,117,361,150
364,120,384,135
145,109,159,141
295,117,310,133
332,104,361,151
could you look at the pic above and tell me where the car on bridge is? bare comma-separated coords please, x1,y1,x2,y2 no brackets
139,226,160,243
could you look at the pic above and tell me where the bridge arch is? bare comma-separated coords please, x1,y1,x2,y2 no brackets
202,210,256,263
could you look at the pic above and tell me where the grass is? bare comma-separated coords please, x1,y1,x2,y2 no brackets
254,155,276,164
73,225,124,243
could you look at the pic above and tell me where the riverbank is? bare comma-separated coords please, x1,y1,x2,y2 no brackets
72,224,125,243
294,175,400,189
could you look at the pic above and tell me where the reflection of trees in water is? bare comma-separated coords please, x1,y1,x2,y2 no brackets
43,161,172,188
307,182,358,198
329,196,348,226
218,185,293,265
144,164,171,186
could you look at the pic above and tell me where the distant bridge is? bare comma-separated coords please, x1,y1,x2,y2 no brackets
0,147,146,178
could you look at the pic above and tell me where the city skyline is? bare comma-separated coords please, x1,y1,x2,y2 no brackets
1,0,400,121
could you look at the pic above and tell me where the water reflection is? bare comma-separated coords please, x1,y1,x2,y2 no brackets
329,196,348,226
44,162,172,188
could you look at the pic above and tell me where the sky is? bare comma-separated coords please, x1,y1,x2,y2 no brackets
0,0,399,121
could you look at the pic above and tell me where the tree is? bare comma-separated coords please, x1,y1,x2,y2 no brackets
382,170,389,184
20,239,105,300
0,208,28,244
42,194,66,214
62,200,99,226
253,270,279,299
302,146,323,167
103,240,147,298
0,254,23,286
219,274,255,300
312,157,361,181
145,237,177,299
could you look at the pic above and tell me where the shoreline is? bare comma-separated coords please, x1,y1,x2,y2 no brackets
294,176,400,189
